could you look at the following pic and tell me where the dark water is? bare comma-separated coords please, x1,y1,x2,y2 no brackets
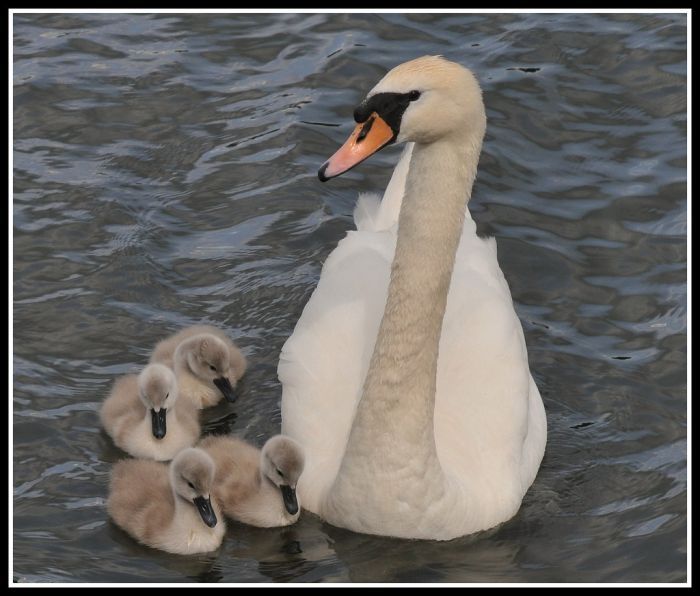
12,11,687,584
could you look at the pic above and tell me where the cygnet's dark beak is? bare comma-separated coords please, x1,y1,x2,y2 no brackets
280,485,299,515
193,495,218,528
213,377,237,403
151,408,167,440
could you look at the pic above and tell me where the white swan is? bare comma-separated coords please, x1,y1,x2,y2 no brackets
279,56,547,540
100,364,200,461
107,448,225,555
150,325,247,409
198,434,305,528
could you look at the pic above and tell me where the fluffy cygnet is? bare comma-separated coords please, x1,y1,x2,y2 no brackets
107,447,225,555
198,434,305,528
100,363,199,461
150,325,247,409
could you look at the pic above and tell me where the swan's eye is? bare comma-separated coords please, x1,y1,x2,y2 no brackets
408,90,421,101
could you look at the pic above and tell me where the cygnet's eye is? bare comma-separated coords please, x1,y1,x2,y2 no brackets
209,365,217,372
187,481,195,489
408,90,421,101
276,468,284,478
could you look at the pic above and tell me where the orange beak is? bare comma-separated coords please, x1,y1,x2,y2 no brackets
318,112,395,182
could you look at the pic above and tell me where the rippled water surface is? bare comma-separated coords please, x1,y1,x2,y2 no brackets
12,11,687,583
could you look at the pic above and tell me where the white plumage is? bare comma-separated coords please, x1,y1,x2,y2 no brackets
279,56,546,540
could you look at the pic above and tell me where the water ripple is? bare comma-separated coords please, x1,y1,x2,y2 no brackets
13,11,686,584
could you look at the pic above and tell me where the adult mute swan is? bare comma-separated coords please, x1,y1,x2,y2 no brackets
279,56,547,540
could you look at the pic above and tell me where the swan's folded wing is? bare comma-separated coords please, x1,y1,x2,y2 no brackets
279,228,395,513
434,231,535,521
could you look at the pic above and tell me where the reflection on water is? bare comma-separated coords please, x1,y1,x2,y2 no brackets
13,11,686,583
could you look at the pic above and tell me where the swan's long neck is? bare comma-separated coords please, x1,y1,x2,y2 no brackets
329,131,482,505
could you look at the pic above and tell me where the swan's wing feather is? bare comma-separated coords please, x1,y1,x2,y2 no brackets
280,216,544,525
434,231,534,519
353,193,381,232
279,229,395,512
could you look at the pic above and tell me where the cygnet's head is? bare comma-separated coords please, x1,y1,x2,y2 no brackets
137,364,178,440
319,55,486,181
175,334,237,403
260,435,305,516
170,447,218,528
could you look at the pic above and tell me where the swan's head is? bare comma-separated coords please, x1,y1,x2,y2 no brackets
319,55,485,181
260,435,305,516
170,448,219,528
175,334,237,403
137,363,178,440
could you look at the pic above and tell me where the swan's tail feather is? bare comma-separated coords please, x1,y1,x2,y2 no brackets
353,193,382,232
